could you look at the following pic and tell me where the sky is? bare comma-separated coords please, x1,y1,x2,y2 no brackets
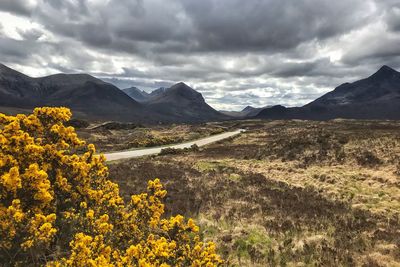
0,0,399,111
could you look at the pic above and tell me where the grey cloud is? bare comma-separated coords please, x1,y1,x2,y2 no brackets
0,0,35,16
343,36,400,66
180,0,374,52
16,28,43,41
1,0,399,110
385,5,400,32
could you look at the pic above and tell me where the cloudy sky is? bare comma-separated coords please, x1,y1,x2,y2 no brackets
0,0,399,110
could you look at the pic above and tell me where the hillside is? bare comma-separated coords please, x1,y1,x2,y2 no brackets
256,65,400,120
0,64,157,122
0,64,230,123
122,87,150,102
143,82,229,123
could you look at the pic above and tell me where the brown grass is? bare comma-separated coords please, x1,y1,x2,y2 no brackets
102,119,400,266
77,123,226,152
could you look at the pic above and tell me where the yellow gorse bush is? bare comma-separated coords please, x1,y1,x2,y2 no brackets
0,107,222,266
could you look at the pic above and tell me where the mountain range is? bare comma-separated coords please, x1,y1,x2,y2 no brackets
255,65,400,120
0,64,155,122
220,105,270,118
123,83,228,122
0,63,399,123
0,64,226,123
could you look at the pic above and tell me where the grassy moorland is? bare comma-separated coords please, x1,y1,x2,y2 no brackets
76,122,226,152
102,120,400,266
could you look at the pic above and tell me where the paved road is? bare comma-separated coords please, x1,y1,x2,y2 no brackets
104,129,244,161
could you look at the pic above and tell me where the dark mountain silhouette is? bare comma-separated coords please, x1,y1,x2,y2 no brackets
122,87,150,102
256,65,400,120
241,105,270,117
0,64,230,123
0,64,161,122
149,87,167,98
220,105,266,118
219,110,244,117
144,82,229,123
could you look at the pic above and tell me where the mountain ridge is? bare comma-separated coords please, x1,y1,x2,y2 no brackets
0,64,163,123
0,64,230,123
143,82,229,123
256,65,400,120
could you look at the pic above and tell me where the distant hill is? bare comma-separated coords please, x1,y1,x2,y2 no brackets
0,64,231,123
0,64,163,123
149,87,168,98
123,83,229,122
122,86,168,103
122,87,149,102
220,105,266,118
256,65,400,120
241,106,269,117
144,82,229,123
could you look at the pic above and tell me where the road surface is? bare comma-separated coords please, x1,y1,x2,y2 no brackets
104,129,244,161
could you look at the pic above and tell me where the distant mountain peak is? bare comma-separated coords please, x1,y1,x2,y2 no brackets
242,106,255,112
144,82,227,122
371,65,399,80
169,82,192,91
166,82,201,100
175,81,187,86
122,87,149,102
378,65,397,73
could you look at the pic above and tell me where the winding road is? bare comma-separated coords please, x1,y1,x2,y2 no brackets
104,129,244,161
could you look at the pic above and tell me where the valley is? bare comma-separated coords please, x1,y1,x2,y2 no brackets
75,122,227,153
2,1,400,266
2,61,399,265
1,62,400,266
99,119,400,266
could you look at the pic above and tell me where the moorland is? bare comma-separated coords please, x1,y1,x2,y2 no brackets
94,119,400,266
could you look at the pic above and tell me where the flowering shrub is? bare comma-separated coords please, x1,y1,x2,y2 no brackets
0,107,222,266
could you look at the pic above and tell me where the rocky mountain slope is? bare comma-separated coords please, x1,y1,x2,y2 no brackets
0,64,230,123
143,82,229,123
256,65,400,120
0,64,157,122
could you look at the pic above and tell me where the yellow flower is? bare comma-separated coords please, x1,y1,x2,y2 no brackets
0,108,222,267
1,167,21,194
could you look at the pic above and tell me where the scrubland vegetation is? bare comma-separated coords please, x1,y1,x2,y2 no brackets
77,122,226,152
0,108,222,266
108,119,400,266
2,108,399,266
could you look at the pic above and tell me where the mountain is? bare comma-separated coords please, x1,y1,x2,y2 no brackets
0,64,158,122
307,65,400,107
122,87,150,102
219,110,244,117
241,106,268,117
256,65,400,120
149,87,167,98
144,82,229,123
220,106,266,118
0,64,230,123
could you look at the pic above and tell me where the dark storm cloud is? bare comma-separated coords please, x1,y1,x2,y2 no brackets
0,0,399,110
21,0,373,54
0,0,35,16
179,0,373,52
385,4,400,32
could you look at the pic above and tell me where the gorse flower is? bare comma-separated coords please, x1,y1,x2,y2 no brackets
0,107,222,266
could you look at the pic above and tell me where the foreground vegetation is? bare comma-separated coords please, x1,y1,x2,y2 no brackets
108,119,400,266
0,108,222,266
